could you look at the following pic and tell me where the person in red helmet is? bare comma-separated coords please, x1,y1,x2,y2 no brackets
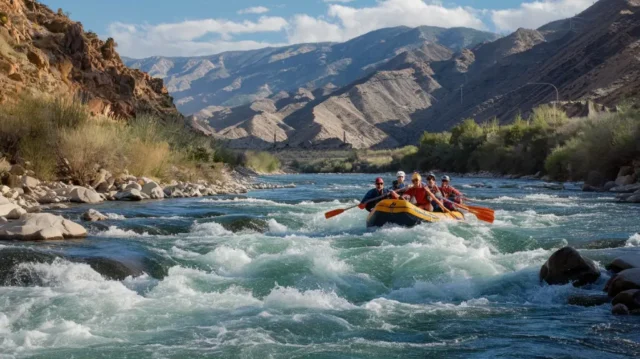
360,177,398,212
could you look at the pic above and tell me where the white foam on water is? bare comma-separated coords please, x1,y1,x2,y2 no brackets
264,286,356,310
626,233,640,247
201,246,253,274
105,213,126,220
190,221,233,237
198,197,295,207
267,219,288,234
95,226,151,238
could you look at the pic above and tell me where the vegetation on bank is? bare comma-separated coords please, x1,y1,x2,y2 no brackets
290,146,417,173
0,95,279,184
401,105,640,181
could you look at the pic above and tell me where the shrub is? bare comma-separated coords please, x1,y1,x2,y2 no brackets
244,151,281,173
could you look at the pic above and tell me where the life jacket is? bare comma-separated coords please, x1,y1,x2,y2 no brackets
403,186,429,206
440,185,461,201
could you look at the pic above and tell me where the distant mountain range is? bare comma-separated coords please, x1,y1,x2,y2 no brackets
124,0,640,149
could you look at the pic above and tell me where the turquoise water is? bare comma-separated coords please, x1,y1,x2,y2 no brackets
1,174,639,358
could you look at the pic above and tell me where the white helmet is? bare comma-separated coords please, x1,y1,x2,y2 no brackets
442,175,451,182
396,171,406,178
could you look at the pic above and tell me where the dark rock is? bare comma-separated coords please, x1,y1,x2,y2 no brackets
606,254,640,273
603,181,617,191
567,293,611,307
539,247,600,287
582,184,602,192
586,171,606,188
0,248,58,286
79,257,144,281
612,289,640,311
612,303,630,315
605,268,640,296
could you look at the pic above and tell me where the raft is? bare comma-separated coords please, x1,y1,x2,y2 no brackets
366,199,464,228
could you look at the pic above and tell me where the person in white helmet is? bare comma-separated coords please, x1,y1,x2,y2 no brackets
391,171,406,190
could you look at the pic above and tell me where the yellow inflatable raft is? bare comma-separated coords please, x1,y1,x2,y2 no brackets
366,199,464,227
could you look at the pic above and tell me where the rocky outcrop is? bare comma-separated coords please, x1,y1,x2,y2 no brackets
0,0,179,119
539,247,600,287
0,213,86,240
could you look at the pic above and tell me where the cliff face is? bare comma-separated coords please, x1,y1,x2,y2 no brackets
0,0,179,119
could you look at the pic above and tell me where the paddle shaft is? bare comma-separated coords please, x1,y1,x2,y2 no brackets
424,186,452,214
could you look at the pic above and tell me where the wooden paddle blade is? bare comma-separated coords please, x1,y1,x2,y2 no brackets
324,208,345,219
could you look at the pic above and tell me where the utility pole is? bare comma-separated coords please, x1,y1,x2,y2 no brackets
526,82,560,123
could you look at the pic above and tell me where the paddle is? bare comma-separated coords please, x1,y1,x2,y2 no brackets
443,198,495,223
324,187,407,219
424,186,452,215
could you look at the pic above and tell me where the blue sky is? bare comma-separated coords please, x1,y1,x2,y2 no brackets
40,0,594,58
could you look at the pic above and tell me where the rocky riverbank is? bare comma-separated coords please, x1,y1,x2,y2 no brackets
0,164,294,240
541,245,640,315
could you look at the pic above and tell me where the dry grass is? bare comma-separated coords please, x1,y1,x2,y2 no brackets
58,121,124,182
0,94,228,184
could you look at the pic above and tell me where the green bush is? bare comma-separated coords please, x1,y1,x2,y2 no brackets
401,104,640,182
244,151,281,173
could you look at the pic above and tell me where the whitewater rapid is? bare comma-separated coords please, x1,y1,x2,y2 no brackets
1,174,639,358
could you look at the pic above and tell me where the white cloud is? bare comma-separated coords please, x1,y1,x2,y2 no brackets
107,17,287,57
491,0,593,32
237,6,270,15
323,0,356,3
287,0,486,44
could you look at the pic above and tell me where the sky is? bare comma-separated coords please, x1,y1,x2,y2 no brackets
40,0,596,58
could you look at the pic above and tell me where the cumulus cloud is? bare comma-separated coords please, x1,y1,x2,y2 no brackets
107,17,287,57
491,0,593,32
287,0,486,43
237,6,270,15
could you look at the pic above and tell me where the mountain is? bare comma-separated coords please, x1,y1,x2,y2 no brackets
124,26,499,114
131,0,640,150
407,0,640,137
0,0,178,119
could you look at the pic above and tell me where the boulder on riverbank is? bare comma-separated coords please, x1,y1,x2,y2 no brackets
0,213,87,240
539,247,600,287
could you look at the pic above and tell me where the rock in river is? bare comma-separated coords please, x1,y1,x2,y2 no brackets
82,209,108,222
605,268,640,297
606,254,640,273
539,247,600,287
0,213,87,240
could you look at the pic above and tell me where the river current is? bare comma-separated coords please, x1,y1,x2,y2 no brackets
1,174,639,358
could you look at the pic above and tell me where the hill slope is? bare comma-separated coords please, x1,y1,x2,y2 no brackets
125,26,499,115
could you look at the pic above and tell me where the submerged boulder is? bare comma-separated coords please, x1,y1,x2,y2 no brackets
605,268,640,297
539,247,600,287
0,213,87,240
612,289,640,312
606,254,640,273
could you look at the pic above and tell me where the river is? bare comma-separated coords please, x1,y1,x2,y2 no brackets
1,174,639,358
